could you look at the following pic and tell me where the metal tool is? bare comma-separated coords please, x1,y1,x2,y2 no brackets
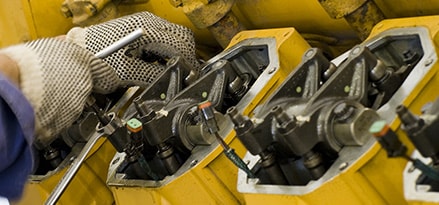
45,132,104,205
95,28,145,58
45,28,145,205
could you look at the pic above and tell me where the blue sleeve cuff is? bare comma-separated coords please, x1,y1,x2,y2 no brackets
0,73,35,199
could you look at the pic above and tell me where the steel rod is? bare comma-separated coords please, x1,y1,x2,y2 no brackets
45,132,104,205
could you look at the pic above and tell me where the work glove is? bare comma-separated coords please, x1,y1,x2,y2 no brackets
66,11,201,81
0,12,200,148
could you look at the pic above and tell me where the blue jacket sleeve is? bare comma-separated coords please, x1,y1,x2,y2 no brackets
0,73,35,200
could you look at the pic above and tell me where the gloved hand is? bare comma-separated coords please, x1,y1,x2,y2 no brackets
0,12,200,148
66,11,201,85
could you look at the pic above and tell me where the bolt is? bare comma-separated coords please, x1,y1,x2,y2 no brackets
351,46,361,55
271,106,292,125
403,50,413,59
212,60,226,69
160,93,166,100
190,159,198,167
227,106,246,126
339,162,349,170
167,57,177,65
112,157,120,165
333,103,348,117
305,49,315,57
425,59,434,67
268,67,276,74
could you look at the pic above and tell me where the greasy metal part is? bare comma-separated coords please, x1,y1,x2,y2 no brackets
18,90,140,205
61,112,99,147
228,48,334,185
302,151,325,179
130,55,196,112
157,143,181,174
107,29,312,204
44,30,147,204
397,103,439,165
43,146,62,168
331,102,381,146
131,57,254,177
344,1,385,40
238,27,437,203
185,112,218,146
124,118,159,180
88,98,112,125
318,0,385,40
258,151,288,185
89,55,201,180
235,48,333,156
174,0,245,47
61,0,118,26
227,106,288,183
97,112,130,153
234,29,431,203
45,132,104,205
318,0,368,19
199,101,255,178
178,0,234,28
207,11,247,48
140,48,266,153
134,98,156,123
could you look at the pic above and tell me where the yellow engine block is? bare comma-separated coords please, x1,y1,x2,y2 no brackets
3,1,439,205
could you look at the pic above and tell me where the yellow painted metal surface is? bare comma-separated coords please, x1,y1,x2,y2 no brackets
0,1,35,47
239,15,439,205
1,0,436,59
14,138,116,205
13,88,142,205
1,1,439,204
2,0,439,48
0,0,74,47
109,27,312,204
375,0,439,18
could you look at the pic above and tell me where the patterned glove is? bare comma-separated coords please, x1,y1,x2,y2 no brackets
0,39,118,147
66,11,201,86
0,12,199,147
